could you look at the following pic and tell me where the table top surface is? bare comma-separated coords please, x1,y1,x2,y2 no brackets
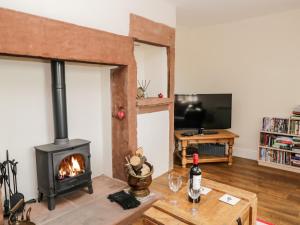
175,129,239,140
144,178,256,225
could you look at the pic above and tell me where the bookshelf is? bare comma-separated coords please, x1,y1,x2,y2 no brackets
258,116,300,173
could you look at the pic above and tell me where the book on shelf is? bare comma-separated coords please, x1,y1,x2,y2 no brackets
291,155,300,160
292,137,300,142
272,143,292,150
292,105,300,115
259,134,293,150
262,117,288,133
289,119,300,135
259,148,291,165
291,160,300,167
290,116,300,120
292,138,300,152
292,148,300,154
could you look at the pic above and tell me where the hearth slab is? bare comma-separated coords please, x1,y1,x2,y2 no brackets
15,175,159,225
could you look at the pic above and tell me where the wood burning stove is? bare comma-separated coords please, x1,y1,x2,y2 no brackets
35,140,93,210
35,60,93,210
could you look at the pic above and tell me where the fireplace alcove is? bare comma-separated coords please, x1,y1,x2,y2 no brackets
0,7,138,181
0,8,175,217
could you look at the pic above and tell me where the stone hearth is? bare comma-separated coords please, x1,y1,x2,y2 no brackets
24,175,158,225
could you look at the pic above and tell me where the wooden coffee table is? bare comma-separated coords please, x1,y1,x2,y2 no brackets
142,178,257,225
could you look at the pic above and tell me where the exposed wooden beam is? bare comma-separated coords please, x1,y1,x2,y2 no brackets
0,7,134,65
111,65,137,180
129,14,175,47
129,14,176,170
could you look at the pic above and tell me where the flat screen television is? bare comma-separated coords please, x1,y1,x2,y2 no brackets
174,94,232,130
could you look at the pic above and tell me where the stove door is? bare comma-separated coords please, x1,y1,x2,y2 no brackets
52,144,91,193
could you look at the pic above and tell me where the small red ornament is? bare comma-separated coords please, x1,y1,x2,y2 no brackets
117,109,126,120
158,93,163,98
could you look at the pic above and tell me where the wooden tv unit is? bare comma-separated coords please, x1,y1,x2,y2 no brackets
175,129,239,168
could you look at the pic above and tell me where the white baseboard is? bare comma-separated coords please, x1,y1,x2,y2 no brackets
233,147,257,160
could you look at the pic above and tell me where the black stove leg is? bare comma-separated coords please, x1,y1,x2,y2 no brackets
38,192,43,202
88,182,93,194
48,195,55,210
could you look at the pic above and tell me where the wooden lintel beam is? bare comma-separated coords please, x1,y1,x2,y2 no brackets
129,14,175,47
0,7,134,65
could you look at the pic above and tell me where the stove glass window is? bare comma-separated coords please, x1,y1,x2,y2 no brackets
57,154,85,180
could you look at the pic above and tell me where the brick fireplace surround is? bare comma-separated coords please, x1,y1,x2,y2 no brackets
0,6,175,222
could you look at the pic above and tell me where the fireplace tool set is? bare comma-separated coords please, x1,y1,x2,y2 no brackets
8,199,35,225
0,150,36,219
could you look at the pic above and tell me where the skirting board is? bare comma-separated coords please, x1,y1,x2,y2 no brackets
233,147,257,160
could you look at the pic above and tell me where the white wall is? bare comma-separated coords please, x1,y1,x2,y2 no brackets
0,57,112,199
134,43,170,176
134,43,168,97
0,0,176,199
65,63,112,178
0,0,176,35
176,9,300,160
137,111,169,178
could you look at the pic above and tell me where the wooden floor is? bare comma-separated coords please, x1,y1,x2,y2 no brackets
150,157,300,225
7,158,298,225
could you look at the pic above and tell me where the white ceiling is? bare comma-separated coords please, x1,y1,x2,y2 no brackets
164,0,300,27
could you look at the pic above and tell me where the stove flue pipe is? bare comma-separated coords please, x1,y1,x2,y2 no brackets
51,60,69,145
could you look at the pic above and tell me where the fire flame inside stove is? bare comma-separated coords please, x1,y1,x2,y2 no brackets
58,154,85,180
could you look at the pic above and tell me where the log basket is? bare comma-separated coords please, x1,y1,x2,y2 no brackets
127,162,153,197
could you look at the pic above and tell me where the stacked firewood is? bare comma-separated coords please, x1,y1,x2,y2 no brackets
125,147,151,176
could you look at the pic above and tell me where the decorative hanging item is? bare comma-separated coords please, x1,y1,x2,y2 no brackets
137,80,151,99
113,106,126,120
117,109,126,120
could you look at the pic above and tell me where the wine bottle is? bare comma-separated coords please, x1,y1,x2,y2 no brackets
188,153,201,203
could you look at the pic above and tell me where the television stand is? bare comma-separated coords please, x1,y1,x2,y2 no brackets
175,129,239,167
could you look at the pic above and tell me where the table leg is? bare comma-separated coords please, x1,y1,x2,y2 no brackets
250,197,258,225
228,139,234,165
175,140,179,152
181,141,188,168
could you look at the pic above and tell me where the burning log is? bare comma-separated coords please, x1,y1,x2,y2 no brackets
57,154,85,180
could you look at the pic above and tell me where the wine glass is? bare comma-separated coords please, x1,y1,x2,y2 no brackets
187,179,201,215
168,173,182,205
